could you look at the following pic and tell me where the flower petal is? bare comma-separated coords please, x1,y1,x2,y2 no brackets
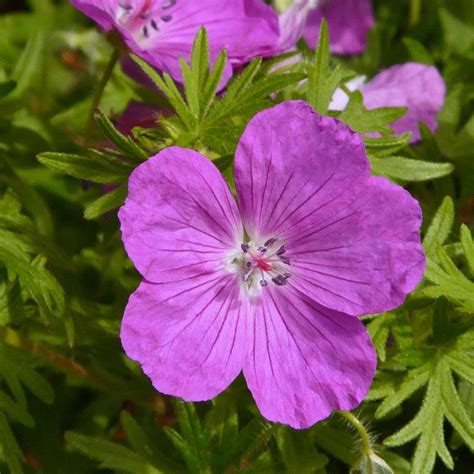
134,0,279,76
234,100,370,240
289,176,425,316
119,147,242,283
70,0,115,30
243,286,376,429
360,63,446,142
277,0,314,52
304,0,374,55
121,277,246,401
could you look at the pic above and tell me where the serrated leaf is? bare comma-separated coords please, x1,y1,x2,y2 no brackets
423,197,454,256
370,156,453,182
307,19,343,115
339,91,406,134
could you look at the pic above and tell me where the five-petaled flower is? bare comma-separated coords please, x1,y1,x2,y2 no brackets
119,100,425,428
70,0,280,83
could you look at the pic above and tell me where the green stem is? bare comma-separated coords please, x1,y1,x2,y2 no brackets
339,411,373,456
84,48,120,145
409,0,422,26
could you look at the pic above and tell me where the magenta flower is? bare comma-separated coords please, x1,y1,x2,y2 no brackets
70,0,280,82
119,101,424,428
304,0,374,54
330,63,446,142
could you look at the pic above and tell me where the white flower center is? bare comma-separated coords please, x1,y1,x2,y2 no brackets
226,237,292,298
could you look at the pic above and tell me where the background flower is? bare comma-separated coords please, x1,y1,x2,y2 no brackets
330,63,446,142
71,0,280,83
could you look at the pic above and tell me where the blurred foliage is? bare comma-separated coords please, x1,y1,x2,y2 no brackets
0,0,473,473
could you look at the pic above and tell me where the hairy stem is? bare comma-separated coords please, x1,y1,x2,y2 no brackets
84,48,120,145
339,411,373,456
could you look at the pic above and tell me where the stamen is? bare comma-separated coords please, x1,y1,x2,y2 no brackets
151,19,159,30
161,15,172,22
272,275,289,286
143,25,149,37
257,247,267,254
279,255,291,265
260,279,268,287
241,243,249,253
264,237,277,247
276,245,286,256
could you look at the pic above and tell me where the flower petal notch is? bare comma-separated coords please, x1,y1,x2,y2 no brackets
70,0,280,83
119,100,425,429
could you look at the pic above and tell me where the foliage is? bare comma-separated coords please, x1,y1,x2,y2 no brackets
0,0,473,473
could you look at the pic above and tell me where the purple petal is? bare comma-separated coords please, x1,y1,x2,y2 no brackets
119,147,242,283
304,0,374,55
71,0,280,84
121,277,246,400
360,63,446,142
277,0,314,52
234,101,424,316
70,0,115,30
234,100,369,240
243,286,376,429
289,176,425,316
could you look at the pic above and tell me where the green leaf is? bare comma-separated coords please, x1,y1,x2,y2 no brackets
402,37,434,65
65,432,162,474
37,152,128,184
339,91,406,134
84,183,127,220
432,297,451,345
307,19,343,115
94,110,149,162
370,156,454,182
423,197,455,257
0,412,24,474
460,224,474,275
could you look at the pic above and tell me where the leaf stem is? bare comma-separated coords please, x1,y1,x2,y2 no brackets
84,48,120,146
339,411,373,456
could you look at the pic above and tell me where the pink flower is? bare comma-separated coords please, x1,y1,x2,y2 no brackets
71,0,280,83
330,63,446,142
277,0,374,55
119,101,425,428
304,0,374,54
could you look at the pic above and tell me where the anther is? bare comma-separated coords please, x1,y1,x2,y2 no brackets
264,238,277,247
257,247,267,254
143,25,149,37
241,243,249,253
279,255,291,265
260,280,268,287
151,19,159,30
161,15,172,22
272,275,288,286
276,245,286,256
